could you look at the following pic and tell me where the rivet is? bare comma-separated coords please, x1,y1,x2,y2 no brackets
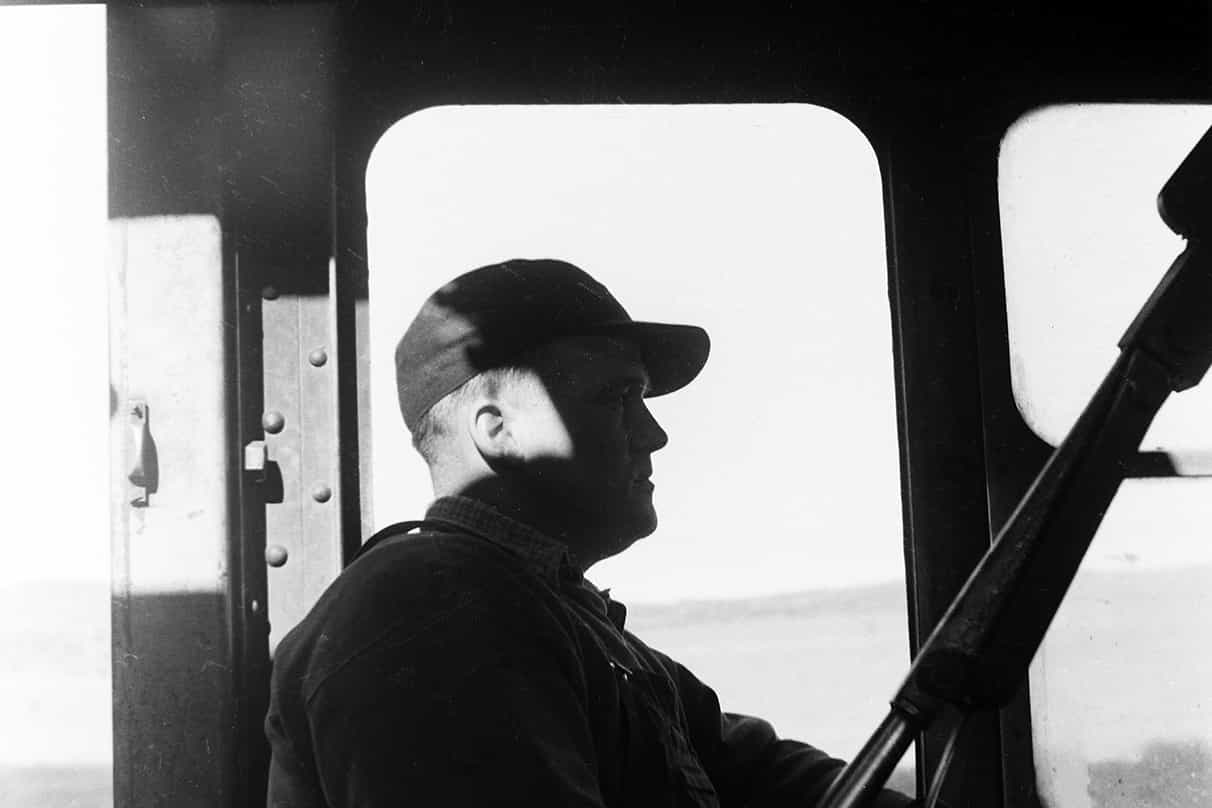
265,545,289,567
308,348,328,367
312,484,332,503
261,285,279,300
250,599,260,614
262,411,285,434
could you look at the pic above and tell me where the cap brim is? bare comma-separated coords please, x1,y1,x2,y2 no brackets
590,321,711,397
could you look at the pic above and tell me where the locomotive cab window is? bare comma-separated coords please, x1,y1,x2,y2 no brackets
0,4,111,806
999,103,1212,808
366,104,914,786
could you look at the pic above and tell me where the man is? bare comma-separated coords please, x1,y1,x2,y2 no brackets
265,259,916,807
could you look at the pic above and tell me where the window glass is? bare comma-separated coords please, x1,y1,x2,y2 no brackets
999,104,1212,466
1001,105,1212,806
1029,479,1212,808
367,105,912,783
0,5,112,808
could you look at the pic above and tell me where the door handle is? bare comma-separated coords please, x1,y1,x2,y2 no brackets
128,399,159,506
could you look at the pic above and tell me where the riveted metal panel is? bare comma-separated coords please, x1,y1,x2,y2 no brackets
214,4,342,655
261,273,343,654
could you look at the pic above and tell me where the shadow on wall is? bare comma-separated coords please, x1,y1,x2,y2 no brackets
1089,739,1212,808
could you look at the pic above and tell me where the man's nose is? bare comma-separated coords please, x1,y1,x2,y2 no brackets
631,401,668,453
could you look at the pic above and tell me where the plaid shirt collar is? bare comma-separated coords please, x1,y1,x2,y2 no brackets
424,496,628,630
425,495,578,587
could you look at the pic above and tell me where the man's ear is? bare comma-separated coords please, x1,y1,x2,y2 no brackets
469,403,522,464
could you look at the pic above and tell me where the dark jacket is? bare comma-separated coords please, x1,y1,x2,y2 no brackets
265,497,914,807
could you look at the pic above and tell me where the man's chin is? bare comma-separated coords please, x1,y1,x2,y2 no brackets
622,501,659,542
591,500,656,555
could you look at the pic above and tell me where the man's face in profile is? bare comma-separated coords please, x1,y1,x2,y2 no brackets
509,336,669,559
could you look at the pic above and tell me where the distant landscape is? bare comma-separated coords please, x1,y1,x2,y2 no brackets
0,579,111,808
2,564,1209,807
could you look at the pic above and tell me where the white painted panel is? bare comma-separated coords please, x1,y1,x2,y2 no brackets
110,215,231,596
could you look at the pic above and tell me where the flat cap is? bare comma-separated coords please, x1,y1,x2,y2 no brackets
395,259,710,431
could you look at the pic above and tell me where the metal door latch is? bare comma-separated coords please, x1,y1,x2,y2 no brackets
244,440,267,480
127,399,159,507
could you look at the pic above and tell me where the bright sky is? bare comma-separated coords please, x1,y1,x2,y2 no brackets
367,104,906,604
0,6,108,585
0,4,111,769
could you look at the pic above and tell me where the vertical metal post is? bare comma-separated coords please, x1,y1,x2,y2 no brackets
881,94,1005,806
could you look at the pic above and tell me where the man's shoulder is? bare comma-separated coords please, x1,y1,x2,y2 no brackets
272,526,564,692
290,527,536,633
343,523,544,598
